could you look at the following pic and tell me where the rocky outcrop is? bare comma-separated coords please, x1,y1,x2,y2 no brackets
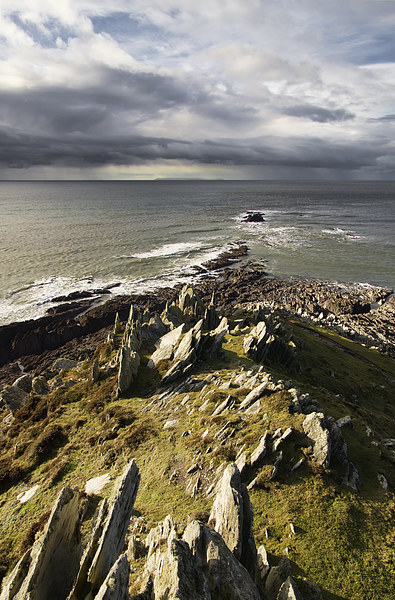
0,384,28,412
243,319,297,369
5,486,82,600
277,576,303,600
209,464,257,579
116,307,142,396
85,460,140,594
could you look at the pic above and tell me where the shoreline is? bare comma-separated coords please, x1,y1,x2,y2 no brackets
0,259,394,388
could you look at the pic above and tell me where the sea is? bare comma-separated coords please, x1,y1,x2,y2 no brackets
0,180,394,326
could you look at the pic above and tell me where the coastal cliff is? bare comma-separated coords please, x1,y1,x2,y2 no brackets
0,276,394,600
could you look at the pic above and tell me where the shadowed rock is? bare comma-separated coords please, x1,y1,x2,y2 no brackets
265,557,292,600
276,576,303,600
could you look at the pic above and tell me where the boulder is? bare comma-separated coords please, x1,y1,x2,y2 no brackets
13,374,33,393
209,464,257,579
0,384,28,412
302,412,331,469
31,376,49,395
148,324,185,368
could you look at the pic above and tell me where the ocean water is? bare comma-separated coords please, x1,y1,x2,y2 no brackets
0,180,394,325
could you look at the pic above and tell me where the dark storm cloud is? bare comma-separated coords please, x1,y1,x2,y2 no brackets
0,69,193,135
0,123,388,173
284,104,355,123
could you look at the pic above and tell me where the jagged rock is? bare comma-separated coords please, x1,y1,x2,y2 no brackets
31,375,49,395
141,313,168,341
93,554,130,600
325,417,348,464
239,381,268,410
161,302,184,329
257,544,270,581
265,557,292,600
212,395,233,416
235,451,249,475
245,399,262,415
92,357,101,383
148,324,185,368
209,463,257,579
87,460,140,592
0,384,28,412
11,486,82,600
178,285,206,319
303,412,331,469
201,317,229,357
114,312,122,336
343,462,359,492
272,428,293,452
271,451,283,480
276,576,303,600
183,521,261,600
117,346,140,396
377,473,388,490
145,515,176,555
250,432,269,469
0,551,31,600
13,374,32,393
203,293,220,331
243,321,268,357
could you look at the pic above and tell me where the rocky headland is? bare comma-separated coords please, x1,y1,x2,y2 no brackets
0,257,394,600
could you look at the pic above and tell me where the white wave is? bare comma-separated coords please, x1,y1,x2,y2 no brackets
260,226,310,248
130,242,202,259
321,227,360,239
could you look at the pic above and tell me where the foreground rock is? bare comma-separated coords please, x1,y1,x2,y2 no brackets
209,464,257,579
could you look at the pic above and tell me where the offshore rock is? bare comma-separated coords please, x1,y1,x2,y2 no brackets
11,486,82,600
303,412,331,469
183,521,261,600
209,463,257,579
93,554,130,600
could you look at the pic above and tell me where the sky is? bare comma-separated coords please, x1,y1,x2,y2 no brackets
0,0,395,180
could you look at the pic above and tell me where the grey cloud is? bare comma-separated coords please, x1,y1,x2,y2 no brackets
284,104,355,123
369,114,395,122
0,124,389,174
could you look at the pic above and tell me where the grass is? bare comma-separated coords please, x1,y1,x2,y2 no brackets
0,317,394,599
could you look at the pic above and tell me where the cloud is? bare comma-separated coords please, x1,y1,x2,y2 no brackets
284,104,355,123
0,1,394,178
